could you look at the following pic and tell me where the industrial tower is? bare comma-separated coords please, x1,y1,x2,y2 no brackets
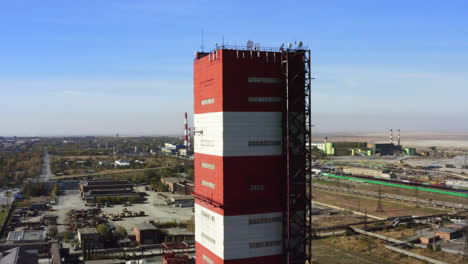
193,43,311,264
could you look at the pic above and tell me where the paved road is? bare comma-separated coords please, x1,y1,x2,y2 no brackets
39,148,53,182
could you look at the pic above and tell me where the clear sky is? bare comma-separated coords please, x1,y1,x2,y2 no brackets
1,0,467,136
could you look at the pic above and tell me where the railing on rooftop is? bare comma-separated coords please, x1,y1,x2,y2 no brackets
202,44,309,53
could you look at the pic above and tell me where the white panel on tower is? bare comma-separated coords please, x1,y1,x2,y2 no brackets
195,204,283,260
194,112,282,157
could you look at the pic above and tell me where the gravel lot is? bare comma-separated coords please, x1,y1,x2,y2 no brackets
49,188,194,233
103,187,193,231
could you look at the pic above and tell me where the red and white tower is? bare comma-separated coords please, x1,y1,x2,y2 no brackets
193,45,311,264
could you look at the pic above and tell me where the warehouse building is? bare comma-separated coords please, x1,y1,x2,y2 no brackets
435,228,461,240
79,178,137,201
6,230,46,244
133,223,163,245
161,143,186,155
78,228,102,249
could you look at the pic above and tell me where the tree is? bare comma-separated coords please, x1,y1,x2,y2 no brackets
115,225,127,239
186,216,195,233
97,224,112,241
52,184,59,196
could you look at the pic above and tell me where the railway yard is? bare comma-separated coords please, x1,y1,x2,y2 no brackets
311,151,468,264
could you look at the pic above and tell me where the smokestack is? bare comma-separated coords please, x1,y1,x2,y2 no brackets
184,112,189,147
398,129,401,146
390,129,393,144
188,127,192,151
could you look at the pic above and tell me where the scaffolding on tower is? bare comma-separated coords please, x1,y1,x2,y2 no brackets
282,47,312,264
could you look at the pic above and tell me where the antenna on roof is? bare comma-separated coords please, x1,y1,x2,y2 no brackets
246,40,254,49
298,41,304,48
201,29,204,52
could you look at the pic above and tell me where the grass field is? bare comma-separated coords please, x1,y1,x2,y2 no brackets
0,208,9,230
314,235,465,264
312,239,396,264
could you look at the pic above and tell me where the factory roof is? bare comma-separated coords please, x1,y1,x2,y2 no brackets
161,177,180,184
135,223,157,231
447,223,468,229
162,228,194,236
79,228,99,235
7,230,46,242
0,247,38,264
436,228,458,234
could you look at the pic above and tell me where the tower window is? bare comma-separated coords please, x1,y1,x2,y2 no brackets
248,97,282,103
201,98,215,105
248,77,281,84
249,185,265,191
201,162,215,170
201,180,215,189
248,140,281,146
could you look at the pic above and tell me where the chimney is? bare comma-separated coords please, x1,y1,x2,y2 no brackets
184,112,188,147
398,129,401,146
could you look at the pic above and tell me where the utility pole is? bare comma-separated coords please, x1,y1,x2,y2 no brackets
376,185,384,212
415,187,420,208
463,227,468,262
364,208,368,230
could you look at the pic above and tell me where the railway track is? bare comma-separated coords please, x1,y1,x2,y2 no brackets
313,183,468,210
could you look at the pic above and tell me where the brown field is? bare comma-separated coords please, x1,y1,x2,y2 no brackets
312,215,366,228
312,239,396,264
316,234,465,264
312,189,445,218
313,179,468,205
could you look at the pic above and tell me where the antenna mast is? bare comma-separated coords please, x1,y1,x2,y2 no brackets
201,29,204,52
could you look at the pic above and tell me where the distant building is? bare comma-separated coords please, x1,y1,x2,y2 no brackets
419,234,438,244
133,223,163,245
160,177,180,192
79,178,136,200
78,228,101,249
114,160,130,166
445,179,468,189
435,228,461,240
162,228,195,242
161,143,186,155
169,194,194,207
446,223,468,230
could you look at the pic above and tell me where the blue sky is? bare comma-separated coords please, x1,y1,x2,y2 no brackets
1,0,467,136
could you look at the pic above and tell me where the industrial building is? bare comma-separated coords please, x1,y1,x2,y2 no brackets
161,143,186,155
435,228,462,240
133,223,163,245
312,141,414,156
78,228,102,249
193,43,311,264
6,230,46,244
79,178,137,201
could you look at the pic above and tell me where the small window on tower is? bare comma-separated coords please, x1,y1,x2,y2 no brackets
201,98,215,105
249,185,265,191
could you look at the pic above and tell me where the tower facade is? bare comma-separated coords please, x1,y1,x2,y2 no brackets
193,47,309,264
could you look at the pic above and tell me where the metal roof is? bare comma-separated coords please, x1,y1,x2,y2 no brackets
7,230,46,242
436,228,458,233
135,223,157,231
